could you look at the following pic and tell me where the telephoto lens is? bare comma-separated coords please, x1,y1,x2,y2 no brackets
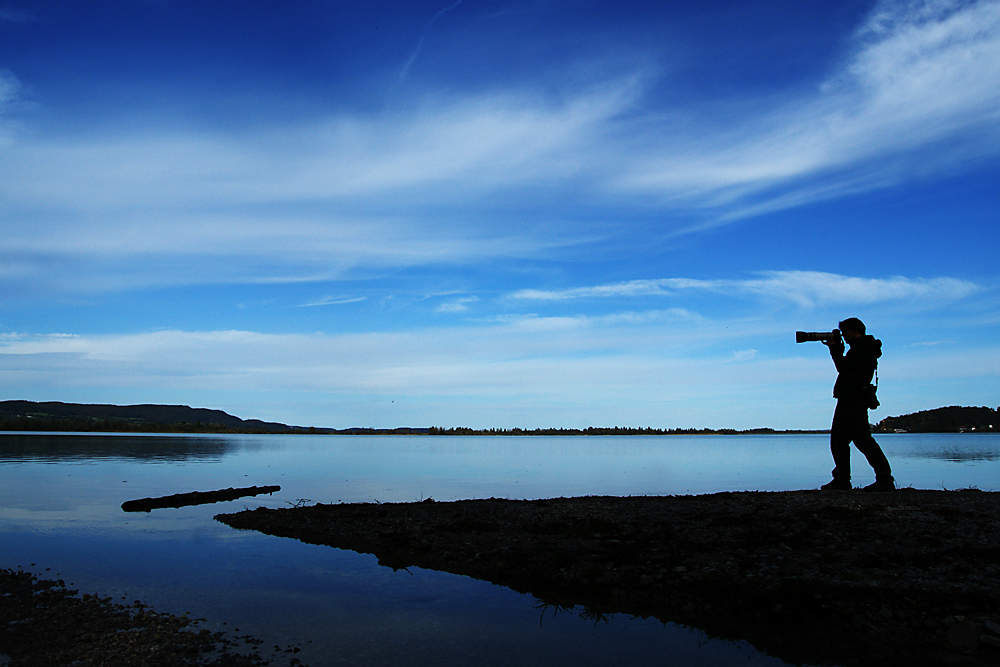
796,330,841,343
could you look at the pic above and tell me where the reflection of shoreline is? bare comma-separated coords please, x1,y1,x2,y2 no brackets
900,450,1000,462
886,435,1000,462
0,433,236,462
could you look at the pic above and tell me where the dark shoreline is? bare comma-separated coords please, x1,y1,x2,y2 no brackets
4,400,996,434
1,422,829,435
0,568,303,666
217,489,1000,667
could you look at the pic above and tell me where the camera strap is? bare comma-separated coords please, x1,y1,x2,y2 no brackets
872,347,878,389
872,347,879,392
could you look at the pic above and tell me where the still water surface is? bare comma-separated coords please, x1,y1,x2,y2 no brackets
2,432,998,666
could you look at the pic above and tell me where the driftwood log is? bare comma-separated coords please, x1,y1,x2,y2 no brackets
121,485,280,512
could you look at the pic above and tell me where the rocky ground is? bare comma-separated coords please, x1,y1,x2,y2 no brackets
0,568,305,667
216,489,1000,667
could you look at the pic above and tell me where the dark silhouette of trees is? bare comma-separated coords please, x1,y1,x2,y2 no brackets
875,406,998,433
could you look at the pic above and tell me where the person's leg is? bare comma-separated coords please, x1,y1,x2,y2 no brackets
845,404,894,488
856,435,892,479
827,401,852,487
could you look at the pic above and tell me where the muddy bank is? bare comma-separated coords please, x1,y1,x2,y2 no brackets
217,489,1000,667
0,568,305,666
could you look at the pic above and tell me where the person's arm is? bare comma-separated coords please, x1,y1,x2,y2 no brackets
825,337,846,372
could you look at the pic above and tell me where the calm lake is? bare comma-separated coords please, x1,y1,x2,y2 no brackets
2,432,999,666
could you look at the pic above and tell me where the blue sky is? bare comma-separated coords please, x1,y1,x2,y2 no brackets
1,0,998,429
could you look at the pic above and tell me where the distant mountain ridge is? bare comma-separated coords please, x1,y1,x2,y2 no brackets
2,400,996,434
0,400,318,433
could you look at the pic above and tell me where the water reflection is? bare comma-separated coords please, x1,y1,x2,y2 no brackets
886,434,1000,463
0,432,251,463
2,432,999,667
907,449,1000,462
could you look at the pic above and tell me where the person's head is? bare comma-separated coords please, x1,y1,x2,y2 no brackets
839,317,866,339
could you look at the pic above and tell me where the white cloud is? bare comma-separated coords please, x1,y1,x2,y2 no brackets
0,82,635,292
297,295,367,307
0,311,765,399
3,1,996,222
883,346,1000,381
0,326,811,427
0,69,18,105
509,271,982,308
435,296,479,313
0,1,997,298
0,80,637,209
615,0,1000,220
740,271,982,306
397,0,464,80
726,349,758,363
3,322,997,428
0,208,574,294
0,9,33,23
509,280,677,301
0,69,22,145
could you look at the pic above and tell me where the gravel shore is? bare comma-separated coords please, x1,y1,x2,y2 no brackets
0,568,304,667
217,489,1000,667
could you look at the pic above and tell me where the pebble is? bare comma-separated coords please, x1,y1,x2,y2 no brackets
946,624,980,651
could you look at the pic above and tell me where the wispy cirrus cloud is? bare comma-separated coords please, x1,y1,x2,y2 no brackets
397,0,464,80
0,82,634,293
0,8,33,23
0,207,578,295
615,0,1000,221
734,271,983,307
435,296,478,313
0,68,23,145
11,0,997,223
510,271,983,308
297,295,367,307
4,320,998,429
509,280,679,301
0,69,18,103
0,0,996,302
0,80,638,209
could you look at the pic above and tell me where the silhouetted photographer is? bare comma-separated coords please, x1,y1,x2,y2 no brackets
798,318,895,491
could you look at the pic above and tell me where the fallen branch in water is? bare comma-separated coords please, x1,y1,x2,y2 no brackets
122,485,280,512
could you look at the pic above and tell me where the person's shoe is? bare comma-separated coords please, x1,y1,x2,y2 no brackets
862,478,896,492
821,478,852,490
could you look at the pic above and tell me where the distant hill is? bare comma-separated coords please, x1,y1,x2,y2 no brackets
0,400,325,434
5,400,996,435
875,406,998,433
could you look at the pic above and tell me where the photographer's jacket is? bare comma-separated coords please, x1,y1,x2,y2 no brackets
831,335,882,401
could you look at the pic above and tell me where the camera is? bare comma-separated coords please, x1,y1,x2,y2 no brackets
796,329,842,344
